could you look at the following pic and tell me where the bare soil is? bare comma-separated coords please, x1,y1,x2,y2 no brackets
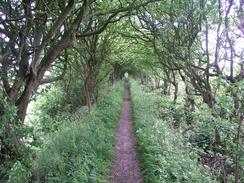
111,82,143,183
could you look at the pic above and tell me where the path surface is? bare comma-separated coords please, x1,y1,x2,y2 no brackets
111,81,143,183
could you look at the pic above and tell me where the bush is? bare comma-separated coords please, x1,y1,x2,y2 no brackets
33,82,124,183
0,97,33,183
35,86,70,118
130,81,216,183
7,161,31,183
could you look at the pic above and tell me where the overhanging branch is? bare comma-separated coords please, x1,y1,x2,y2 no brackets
77,0,160,38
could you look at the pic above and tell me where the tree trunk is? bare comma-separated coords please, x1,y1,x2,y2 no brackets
84,80,92,112
202,89,216,109
16,76,36,121
163,79,169,95
0,104,4,116
173,82,178,104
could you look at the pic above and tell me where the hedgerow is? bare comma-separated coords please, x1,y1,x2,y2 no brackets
131,81,216,183
32,82,124,183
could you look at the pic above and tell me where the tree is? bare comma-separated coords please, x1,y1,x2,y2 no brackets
73,26,115,111
0,0,160,170
129,0,244,181
0,0,158,121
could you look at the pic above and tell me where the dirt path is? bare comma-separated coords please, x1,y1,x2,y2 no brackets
111,81,143,183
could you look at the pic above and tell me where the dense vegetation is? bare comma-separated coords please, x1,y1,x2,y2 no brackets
0,0,244,182
33,82,123,183
131,80,215,182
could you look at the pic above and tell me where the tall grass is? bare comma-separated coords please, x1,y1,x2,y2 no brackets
130,80,216,183
33,82,124,183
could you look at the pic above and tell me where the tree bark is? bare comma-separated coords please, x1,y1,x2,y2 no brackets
84,80,92,112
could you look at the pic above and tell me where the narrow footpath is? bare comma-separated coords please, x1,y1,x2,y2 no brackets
111,81,143,183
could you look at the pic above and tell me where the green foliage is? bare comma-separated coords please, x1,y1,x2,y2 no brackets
33,82,124,183
31,86,71,134
0,97,18,122
110,20,157,77
35,86,70,117
130,80,216,183
65,80,85,110
7,161,31,183
186,79,244,181
0,97,34,182
1,0,243,182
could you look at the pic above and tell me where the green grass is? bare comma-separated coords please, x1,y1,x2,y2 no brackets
33,82,124,183
130,80,216,183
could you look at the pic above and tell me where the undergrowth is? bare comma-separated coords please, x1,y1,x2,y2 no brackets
32,82,124,183
131,80,216,183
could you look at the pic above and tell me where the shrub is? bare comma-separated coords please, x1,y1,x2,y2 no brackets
7,161,31,183
29,86,71,134
33,82,124,182
130,81,216,183
0,97,33,183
